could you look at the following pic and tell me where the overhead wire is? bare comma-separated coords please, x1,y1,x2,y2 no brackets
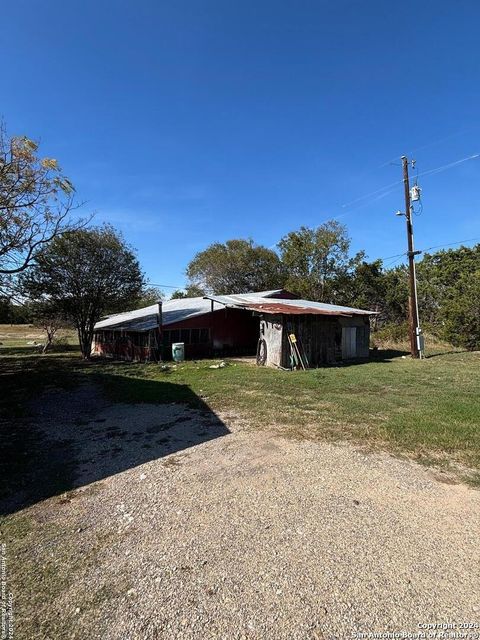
339,152,480,213
377,251,407,262
340,178,403,209
415,153,480,180
147,238,480,291
382,255,406,269
146,282,185,289
375,237,480,265
375,128,479,170
144,238,479,293
148,152,480,288
421,236,480,253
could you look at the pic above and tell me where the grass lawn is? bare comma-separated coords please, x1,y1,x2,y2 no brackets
1,338,479,637
2,342,479,640
1,338,479,485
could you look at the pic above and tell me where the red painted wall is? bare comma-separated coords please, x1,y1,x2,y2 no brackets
92,340,154,362
164,307,259,359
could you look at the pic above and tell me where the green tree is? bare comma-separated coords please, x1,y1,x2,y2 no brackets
170,284,206,299
21,225,144,358
350,260,385,310
278,220,364,302
0,296,33,323
186,239,285,295
345,259,388,329
0,123,86,278
441,270,480,350
0,295,12,323
417,245,480,348
133,286,164,309
381,264,409,324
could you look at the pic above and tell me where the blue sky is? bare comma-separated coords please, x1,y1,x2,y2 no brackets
3,0,479,292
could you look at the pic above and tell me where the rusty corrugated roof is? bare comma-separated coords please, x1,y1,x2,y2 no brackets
204,294,375,316
94,290,293,332
94,290,375,333
237,302,354,316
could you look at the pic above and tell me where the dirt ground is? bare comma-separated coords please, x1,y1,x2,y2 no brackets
2,385,480,639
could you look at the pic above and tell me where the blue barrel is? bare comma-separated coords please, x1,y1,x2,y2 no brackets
172,342,185,362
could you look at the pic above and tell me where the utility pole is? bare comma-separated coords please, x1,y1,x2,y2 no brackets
401,156,421,358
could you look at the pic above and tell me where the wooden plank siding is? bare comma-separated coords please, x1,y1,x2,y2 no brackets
281,315,342,367
259,314,370,368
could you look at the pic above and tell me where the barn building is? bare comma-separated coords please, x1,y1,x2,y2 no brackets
92,289,374,367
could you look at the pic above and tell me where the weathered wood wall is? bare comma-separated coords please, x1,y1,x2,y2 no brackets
281,315,341,367
260,314,370,368
260,316,283,367
339,316,370,359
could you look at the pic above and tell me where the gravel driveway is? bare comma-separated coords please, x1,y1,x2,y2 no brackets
5,386,480,639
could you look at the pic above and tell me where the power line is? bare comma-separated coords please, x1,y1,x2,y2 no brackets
421,236,480,253
280,150,480,245
382,255,406,269
377,251,407,262
147,237,480,289
341,185,403,213
341,179,403,209
145,237,480,292
416,153,480,180
374,128,479,171
339,152,480,213
376,236,480,264
146,282,185,289
407,129,478,158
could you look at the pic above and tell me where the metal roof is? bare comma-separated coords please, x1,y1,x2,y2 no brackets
94,289,374,332
94,298,211,332
94,304,160,332
204,294,374,317
94,290,289,332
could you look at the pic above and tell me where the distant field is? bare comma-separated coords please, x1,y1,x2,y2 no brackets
1,342,479,485
0,324,78,349
0,324,45,340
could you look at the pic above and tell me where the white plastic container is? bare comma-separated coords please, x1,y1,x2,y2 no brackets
172,342,185,362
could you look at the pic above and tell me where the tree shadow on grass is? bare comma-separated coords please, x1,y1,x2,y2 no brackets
0,367,230,516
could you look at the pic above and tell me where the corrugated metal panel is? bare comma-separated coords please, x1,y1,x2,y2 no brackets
163,298,212,326
204,295,375,316
94,297,212,332
239,302,352,316
94,289,375,332
94,290,289,332
94,304,160,331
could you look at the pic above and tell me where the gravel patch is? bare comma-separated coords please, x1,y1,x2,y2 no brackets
7,386,480,639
